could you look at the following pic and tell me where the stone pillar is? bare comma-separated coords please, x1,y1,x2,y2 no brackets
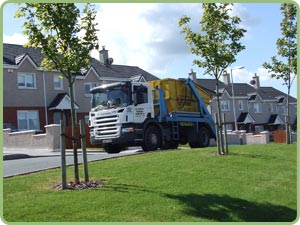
45,124,61,151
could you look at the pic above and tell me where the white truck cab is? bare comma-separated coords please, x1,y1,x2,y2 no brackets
89,81,155,153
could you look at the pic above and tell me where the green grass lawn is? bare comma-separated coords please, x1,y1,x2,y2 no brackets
2,143,297,222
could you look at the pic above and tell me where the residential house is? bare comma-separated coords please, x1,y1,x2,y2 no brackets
189,70,297,133
3,43,158,132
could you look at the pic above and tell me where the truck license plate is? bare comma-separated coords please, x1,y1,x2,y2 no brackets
103,139,112,143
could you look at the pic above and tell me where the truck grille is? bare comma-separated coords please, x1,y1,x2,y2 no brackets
93,114,120,139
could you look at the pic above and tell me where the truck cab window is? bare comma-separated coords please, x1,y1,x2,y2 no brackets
134,85,148,104
91,83,131,111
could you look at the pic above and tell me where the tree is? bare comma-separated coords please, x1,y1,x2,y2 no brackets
15,3,99,182
263,3,297,144
179,3,246,154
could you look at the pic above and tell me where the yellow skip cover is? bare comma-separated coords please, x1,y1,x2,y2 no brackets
148,78,212,113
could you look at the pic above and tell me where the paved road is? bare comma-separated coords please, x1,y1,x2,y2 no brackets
3,149,142,178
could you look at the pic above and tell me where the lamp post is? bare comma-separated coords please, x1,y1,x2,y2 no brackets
230,66,244,131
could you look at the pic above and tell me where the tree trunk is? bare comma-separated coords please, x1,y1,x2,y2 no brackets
69,79,80,183
286,87,291,144
215,80,225,154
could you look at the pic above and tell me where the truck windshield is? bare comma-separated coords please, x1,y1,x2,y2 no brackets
91,84,131,111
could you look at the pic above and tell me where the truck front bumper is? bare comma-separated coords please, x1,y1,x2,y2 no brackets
90,125,144,147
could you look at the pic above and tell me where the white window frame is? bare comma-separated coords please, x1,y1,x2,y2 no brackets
53,75,63,90
221,100,230,111
17,110,40,131
238,100,244,111
254,103,262,114
18,73,36,89
84,83,97,97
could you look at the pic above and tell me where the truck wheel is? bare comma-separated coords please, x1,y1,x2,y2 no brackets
104,144,122,154
198,127,210,147
189,127,210,148
142,126,161,152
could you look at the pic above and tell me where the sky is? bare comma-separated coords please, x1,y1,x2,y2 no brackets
2,2,298,98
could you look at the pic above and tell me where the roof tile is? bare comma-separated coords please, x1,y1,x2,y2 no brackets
3,43,159,81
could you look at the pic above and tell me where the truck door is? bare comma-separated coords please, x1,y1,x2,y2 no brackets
133,84,153,123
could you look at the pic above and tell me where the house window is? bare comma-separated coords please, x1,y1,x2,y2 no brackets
17,110,40,131
269,103,274,112
85,83,97,97
221,100,230,111
54,75,63,90
238,100,244,110
84,115,89,125
282,106,287,115
254,103,261,113
225,124,233,131
255,125,264,132
18,73,36,89
53,112,61,124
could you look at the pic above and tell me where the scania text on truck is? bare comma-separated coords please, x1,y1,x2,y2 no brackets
89,77,216,153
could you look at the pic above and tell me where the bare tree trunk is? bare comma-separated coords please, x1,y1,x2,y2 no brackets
214,113,221,155
215,80,225,154
286,86,291,144
223,113,229,155
69,79,80,183
80,119,89,182
60,120,67,189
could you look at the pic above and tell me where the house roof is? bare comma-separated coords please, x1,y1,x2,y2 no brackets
195,78,296,103
88,58,158,81
237,112,255,124
195,78,257,97
4,43,44,66
195,79,224,95
248,94,256,101
3,43,159,81
268,114,284,125
48,93,79,110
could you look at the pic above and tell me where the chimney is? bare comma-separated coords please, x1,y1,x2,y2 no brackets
99,46,108,65
189,69,197,81
252,73,260,89
223,71,231,85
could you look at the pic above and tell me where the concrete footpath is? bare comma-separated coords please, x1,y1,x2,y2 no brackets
3,148,93,160
3,147,142,160
3,147,142,177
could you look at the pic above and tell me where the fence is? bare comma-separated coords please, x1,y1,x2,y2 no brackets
273,130,297,143
64,124,102,149
3,123,101,152
3,125,297,153
3,124,61,151
209,130,270,146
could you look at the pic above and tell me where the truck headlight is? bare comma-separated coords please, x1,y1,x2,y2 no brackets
122,127,134,133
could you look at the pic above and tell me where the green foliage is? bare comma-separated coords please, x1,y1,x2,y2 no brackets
179,3,247,154
15,3,99,182
178,3,246,79
3,144,297,222
262,3,297,145
15,3,99,83
262,3,297,86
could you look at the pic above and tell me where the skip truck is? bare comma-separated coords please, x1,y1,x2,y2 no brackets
89,77,216,153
